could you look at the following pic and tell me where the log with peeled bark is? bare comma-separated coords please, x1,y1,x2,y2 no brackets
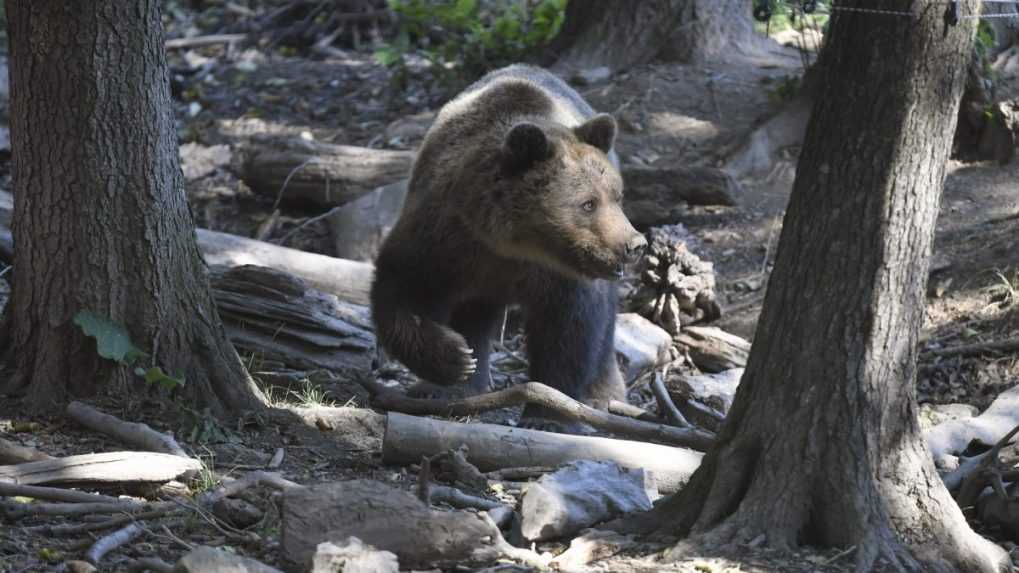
382,412,702,493
236,136,415,208
0,451,201,486
66,401,189,458
235,137,741,214
209,265,376,374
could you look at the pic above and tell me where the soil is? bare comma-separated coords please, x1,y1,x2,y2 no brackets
1,7,1019,573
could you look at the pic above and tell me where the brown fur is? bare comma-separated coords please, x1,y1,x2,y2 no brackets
371,65,646,426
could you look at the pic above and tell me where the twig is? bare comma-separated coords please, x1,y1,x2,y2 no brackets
607,400,661,423
273,158,320,210
359,378,715,451
198,470,301,506
84,523,144,565
429,485,504,511
925,338,1019,359
485,466,556,481
66,401,189,458
164,34,247,50
27,508,182,537
0,482,122,504
650,368,691,428
274,206,340,246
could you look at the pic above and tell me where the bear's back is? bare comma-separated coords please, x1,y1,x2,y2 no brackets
407,65,612,203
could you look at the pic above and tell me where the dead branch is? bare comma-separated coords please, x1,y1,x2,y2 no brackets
198,470,302,506
0,482,123,504
383,412,703,493
956,424,1019,509
1,500,174,520
66,402,189,458
485,467,557,481
164,34,247,49
607,400,662,423
651,370,691,428
0,451,201,486
926,338,1019,359
27,508,182,537
84,522,145,565
0,436,54,464
361,378,714,451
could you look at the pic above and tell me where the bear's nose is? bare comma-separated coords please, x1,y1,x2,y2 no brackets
625,234,648,262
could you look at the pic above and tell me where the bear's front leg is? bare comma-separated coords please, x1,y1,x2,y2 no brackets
371,279,478,387
408,300,503,398
519,278,624,433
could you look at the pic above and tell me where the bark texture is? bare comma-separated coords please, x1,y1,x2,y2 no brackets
549,0,763,71
643,2,1008,571
3,1,266,415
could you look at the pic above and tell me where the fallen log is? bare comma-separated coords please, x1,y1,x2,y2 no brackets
382,412,703,493
66,402,189,458
236,136,415,208
673,325,751,373
210,265,376,373
0,451,201,486
0,482,123,504
362,379,714,451
621,165,741,228
927,383,1019,461
0,190,374,306
235,138,739,218
0,437,54,464
197,227,374,306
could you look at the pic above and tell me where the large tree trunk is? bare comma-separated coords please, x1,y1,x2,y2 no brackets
549,0,764,71
2,1,266,416
636,2,1008,571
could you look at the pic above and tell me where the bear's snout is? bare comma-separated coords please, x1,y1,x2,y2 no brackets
624,234,648,264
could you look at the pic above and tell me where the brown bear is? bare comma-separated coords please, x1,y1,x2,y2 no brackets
370,64,647,428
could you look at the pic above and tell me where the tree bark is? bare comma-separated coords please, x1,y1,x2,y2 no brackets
3,1,266,415
636,2,1008,571
548,0,765,71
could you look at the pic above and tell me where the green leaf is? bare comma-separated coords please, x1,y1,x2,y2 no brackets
136,366,186,390
73,311,146,365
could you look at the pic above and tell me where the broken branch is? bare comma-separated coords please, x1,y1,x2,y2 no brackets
66,402,189,458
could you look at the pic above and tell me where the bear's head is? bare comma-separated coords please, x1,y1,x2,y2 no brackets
485,113,647,280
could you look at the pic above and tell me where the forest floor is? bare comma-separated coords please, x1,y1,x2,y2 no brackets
2,9,1019,573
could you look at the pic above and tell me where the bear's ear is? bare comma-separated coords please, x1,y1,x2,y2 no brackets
503,122,549,170
574,113,616,154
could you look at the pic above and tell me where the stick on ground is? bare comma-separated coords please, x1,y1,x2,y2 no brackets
66,402,189,458
0,482,122,504
85,522,145,565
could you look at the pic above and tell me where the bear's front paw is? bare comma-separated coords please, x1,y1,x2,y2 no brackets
425,328,477,385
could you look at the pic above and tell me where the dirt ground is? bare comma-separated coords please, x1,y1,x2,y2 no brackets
1,11,1019,573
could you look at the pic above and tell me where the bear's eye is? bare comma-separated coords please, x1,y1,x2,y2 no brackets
581,200,597,213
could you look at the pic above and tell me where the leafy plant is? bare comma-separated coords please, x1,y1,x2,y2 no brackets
377,0,567,92
73,310,185,390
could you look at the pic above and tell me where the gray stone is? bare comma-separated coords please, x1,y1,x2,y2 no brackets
519,460,657,542
329,180,409,262
571,67,612,86
311,537,399,573
173,546,283,573
673,368,744,415
614,313,673,382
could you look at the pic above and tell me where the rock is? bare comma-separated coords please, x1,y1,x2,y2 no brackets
212,497,264,529
384,111,436,147
550,529,634,572
669,368,744,416
64,561,97,573
281,480,508,569
919,402,979,432
328,180,409,262
614,313,674,382
173,546,283,573
571,66,612,86
518,460,657,542
311,537,399,573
